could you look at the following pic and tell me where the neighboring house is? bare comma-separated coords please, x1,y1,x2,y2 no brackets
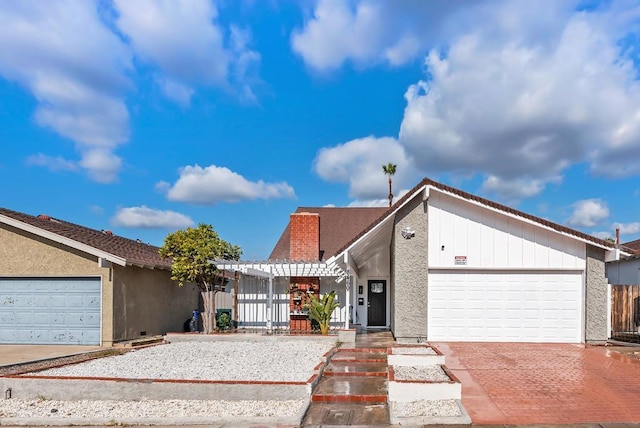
606,239,640,284
219,178,619,344
0,208,199,346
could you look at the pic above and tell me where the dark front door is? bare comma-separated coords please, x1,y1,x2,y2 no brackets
367,280,386,327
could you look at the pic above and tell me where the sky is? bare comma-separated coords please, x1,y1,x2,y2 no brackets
2,0,640,260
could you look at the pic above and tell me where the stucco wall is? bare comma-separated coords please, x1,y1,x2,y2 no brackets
112,265,199,342
0,224,104,276
585,245,608,342
392,195,428,342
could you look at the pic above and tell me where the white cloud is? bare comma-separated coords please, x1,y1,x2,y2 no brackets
112,206,194,229
78,149,122,184
162,164,295,204
314,136,415,200
397,2,640,197
592,231,614,240
568,199,610,228
90,205,104,215
114,0,260,105
306,2,640,201
291,0,481,71
347,189,410,207
481,175,562,201
0,1,132,182
613,222,640,236
26,153,78,172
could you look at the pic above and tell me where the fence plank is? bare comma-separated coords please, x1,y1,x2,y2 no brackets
611,285,640,341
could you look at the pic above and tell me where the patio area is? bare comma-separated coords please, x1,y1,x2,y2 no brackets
434,342,640,425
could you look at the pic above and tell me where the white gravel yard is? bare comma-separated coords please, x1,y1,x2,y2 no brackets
27,339,333,382
4,337,334,423
393,365,450,382
0,398,306,419
391,399,462,417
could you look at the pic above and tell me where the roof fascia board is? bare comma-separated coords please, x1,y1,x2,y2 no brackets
336,185,429,259
0,214,127,267
429,186,614,251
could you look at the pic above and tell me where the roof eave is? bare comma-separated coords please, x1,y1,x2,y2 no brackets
334,184,429,260
0,213,128,267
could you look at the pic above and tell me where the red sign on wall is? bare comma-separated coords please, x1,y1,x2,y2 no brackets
454,256,467,265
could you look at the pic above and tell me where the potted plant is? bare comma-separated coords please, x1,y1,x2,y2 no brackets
305,290,339,335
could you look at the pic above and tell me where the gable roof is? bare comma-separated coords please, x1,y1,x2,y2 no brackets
334,177,617,257
0,207,170,270
269,206,388,261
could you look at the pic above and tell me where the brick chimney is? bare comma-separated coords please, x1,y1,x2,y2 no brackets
289,212,320,261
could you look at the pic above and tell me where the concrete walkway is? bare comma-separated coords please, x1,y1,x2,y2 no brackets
0,345,102,366
434,342,640,425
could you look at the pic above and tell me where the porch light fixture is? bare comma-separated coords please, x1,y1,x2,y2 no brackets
401,226,415,239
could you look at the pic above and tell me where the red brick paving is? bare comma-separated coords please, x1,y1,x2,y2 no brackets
433,342,640,425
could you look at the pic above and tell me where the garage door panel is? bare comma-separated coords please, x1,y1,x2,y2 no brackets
428,272,582,343
0,278,101,345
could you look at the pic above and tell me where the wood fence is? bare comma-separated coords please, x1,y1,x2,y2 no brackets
611,284,640,342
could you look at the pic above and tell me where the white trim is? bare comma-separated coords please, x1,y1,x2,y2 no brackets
0,214,127,267
333,186,428,260
428,267,585,273
214,260,345,278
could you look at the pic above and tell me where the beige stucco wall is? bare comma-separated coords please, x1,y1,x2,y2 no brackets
112,265,199,342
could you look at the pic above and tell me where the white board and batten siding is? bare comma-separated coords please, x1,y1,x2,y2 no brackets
426,191,586,343
428,191,586,270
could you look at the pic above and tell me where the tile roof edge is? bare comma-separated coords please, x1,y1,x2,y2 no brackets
332,177,616,258
0,212,129,266
0,210,170,269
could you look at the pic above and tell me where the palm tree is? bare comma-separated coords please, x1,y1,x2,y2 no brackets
382,163,397,207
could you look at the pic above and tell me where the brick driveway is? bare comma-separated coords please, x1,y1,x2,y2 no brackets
433,342,640,425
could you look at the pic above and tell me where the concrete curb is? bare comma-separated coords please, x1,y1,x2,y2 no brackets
0,398,310,427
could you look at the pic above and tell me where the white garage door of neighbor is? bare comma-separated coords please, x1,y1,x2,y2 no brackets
428,271,583,343
0,277,101,345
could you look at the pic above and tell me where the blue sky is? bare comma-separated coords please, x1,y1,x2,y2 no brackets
2,0,640,259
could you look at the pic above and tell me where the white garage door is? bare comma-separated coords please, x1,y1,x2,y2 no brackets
0,278,101,345
428,271,583,343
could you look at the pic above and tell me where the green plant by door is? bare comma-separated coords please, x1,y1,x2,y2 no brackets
305,290,339,335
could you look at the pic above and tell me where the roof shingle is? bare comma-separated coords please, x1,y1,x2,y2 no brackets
269,207,388,261
0,207,170,269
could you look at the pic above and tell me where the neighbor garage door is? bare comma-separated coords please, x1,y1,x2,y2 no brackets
0,278,101,345
428,271,583,343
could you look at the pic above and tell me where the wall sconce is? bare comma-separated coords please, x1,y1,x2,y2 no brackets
401,226,415,239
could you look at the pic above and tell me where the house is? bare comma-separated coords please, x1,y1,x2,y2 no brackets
606,238,640,284
219,178,619,344
0,208,199,346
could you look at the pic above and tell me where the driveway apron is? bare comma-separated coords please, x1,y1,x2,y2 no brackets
433,342,640,425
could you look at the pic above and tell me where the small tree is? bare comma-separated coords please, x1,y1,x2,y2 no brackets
159,223,242,334
306,290,340,335
382,163,397,207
